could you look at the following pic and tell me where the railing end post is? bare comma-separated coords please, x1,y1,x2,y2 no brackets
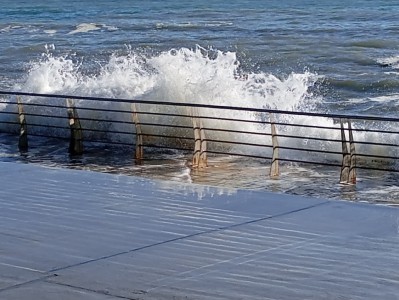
17,96,28,152
269,113,279,178
66,99,84,155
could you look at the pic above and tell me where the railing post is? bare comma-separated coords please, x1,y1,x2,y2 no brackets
269,113,279,177
340,119,356,184
348,121,357,184
189,108,207,168
66,99,83,155
131,103,143,160
199,116,207,168
17,96,28,152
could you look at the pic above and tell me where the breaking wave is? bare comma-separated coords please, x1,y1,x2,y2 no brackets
1,46,396,165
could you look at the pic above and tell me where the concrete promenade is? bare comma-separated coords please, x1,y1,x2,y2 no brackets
0,161,398,299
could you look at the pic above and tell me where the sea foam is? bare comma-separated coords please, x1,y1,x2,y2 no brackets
5,46,396,163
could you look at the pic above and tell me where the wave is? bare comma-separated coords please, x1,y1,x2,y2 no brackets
68,23,118,35
13,46,319,109
377,55,399,69
155,21,233,30
1,46,397,165
350,39,397,49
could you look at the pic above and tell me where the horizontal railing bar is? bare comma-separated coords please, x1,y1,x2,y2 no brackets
277,134,341,143
0,111,18,115
3,108,399,136
204,139,272,148
0,121,19,126
19,132,69,141
18,113,68,119
137,133,192,141
74,139,135,147
6,102,68,110
355,165,399,173
276,146,342,156
202,127,269,136
20,124,69,130
272,121,399,135
351,153,399,160
4,131,399,172
205,150,271,160
344,127,399,135
139,123,192,130
5,100,399,136
6,118,399,149
140,111,265,124
6,120,399,149
2,90,399,122
277,134,399,147
275,146,399,159
350,140,399,147
138,144,192,152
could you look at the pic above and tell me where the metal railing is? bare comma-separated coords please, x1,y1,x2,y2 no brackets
1,90,399,184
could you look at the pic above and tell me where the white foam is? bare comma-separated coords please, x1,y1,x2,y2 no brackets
44,29,57,36
68,23,101,35
102,24,118,31
367,94,399,103
377,55,399,69
0,25,23,33
7,46,396,164
155,21,233,30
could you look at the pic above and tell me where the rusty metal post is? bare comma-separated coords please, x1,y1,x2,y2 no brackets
66,99,83,155
131,103,143,160
189,108,207,168
198,116,207,168
348,121,357,184
269,113,279,178
191,109,201,168
340,119,356,184
340,119,350,183
17,96,28,151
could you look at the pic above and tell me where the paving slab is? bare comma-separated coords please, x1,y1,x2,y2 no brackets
0,161,398,299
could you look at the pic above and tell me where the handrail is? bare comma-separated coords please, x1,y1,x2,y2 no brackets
1,90,399,186
1,90,399,122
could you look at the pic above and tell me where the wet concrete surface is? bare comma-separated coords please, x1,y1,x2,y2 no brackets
0,162,398,299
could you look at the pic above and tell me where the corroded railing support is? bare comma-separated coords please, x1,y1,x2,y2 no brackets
340,119,356,184
17,96,28,152
66,99,83,155
348,121,357,184
189,108,207,168
269,113,279,177
131,103,143,160
199,116,207,167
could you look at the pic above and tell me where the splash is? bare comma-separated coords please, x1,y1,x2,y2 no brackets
377,55,399,69
0,46,397,178
6,46,346,160
15,46,319,109
11,46,321,149
68,23,100,35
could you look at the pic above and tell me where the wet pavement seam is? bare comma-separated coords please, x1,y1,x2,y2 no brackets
46,280,144,300
0,274,57,294
48,200,330,274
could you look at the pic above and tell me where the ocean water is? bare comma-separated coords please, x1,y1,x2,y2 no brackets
1,0,399,203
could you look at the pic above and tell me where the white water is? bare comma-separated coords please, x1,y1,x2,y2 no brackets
6,47,321,150
377,55,399,69
1,46,397,167
14,46,318,107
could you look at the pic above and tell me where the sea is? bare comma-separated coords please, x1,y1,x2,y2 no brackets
1,0,399,204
